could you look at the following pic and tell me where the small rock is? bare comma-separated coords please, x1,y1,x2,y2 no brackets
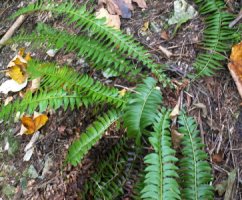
46,49,58,57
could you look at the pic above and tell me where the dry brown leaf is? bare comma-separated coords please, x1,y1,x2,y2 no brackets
170,96,181,119
132,0,147,8
98,0,149,19
171,126,184,149
29,78,41,92
21,113,48,135
228,41,242,98
96,8,121,29
160,31,169,40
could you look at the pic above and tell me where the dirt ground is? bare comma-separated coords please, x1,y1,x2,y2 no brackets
0,0,242,199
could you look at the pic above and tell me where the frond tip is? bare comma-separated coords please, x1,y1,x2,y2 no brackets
66,110,121,166
124,77,162,145
141,108,180,200
178,113,214,200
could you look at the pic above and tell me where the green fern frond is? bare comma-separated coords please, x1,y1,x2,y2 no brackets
0,89,83,120
11,23,137,76
66,109,121,166
123,77,162,145
27,60,126,108
194,0,225,14
178,113,214,200
193,0,236,77
81,138,138,199
10,0,168,83
141,108,180,200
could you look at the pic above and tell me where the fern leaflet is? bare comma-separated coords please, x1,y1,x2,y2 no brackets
66,109,121,166
141,109,180,200
123,77,162,145
0,89,84,120
178,113,214,200
10,0,168,83
27,60,126,108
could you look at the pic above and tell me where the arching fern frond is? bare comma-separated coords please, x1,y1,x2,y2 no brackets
141,109,180,200
81,138,139,199
178,113,214,200
27,60,126,108
193,0,236,77
11,23,137,76
66,109,121,166
0,89,84,120
123,77,162,145
10,0,168,83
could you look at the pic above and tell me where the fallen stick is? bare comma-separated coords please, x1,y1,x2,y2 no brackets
158,45,173,58
0,14,26,48
229,10,242,28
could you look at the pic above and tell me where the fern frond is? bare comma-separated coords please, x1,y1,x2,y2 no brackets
66,109,121,166
141,109,180,200
27,60,126,108
0,89,83,120
11,23,137,76
81,138,138,199
193,1,236,77
123,77,162,145
10,0,168,83
178,113,214,200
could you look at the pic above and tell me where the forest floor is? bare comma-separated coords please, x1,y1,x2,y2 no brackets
0,0,242,199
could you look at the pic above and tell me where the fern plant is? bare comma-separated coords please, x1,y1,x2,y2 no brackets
141,109,180,200
192,0,237,77
178,112,214,200
9,0,168,83
0,0,219,198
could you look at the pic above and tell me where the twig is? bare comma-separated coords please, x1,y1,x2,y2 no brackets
229,10,242,28
0,14,26,48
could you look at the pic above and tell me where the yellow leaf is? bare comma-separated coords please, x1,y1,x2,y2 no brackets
119,89,127,96
141,21,149,32
7,65,26,84
21,114,48,135
24,52,32,62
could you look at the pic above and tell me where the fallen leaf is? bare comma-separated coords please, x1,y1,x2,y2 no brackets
193,103,208,118
171,126,184,149
98,0,146,19
119,89,127,96
160,31,169,40
96,8,121,29
228,41,242,98
4,96,13,106
224,169,237,200
212,152,223,164
23,131,40,161
141,21,149,32
7,65,26,84
132,0,147,8
29,78,41,92
0,79,27,94
170,96,181,119
21,113,48,135
215,180,228,196
23,148,34,161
